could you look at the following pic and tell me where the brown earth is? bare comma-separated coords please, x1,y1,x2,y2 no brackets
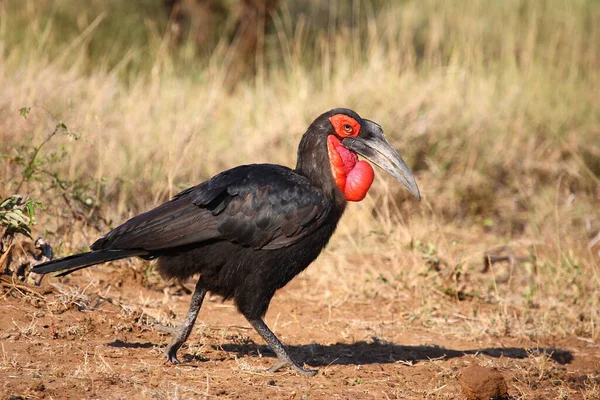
1,263,599,400
459,364,507,400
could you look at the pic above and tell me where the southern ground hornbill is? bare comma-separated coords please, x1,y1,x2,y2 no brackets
32,108,420,375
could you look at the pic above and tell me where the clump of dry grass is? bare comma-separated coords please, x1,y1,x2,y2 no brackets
0,0,599,349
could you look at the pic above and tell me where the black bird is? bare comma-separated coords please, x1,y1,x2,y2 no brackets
32,108,420,375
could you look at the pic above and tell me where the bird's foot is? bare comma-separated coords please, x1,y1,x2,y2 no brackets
266,359,318,376
165,344,182,364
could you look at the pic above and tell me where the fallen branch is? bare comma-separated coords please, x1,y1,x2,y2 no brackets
0,275,45,299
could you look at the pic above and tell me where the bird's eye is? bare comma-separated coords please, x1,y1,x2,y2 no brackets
343,124,353,134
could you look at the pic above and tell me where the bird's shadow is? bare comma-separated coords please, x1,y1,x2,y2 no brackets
106,337,573,366
217,337,574,367
107,339,155,349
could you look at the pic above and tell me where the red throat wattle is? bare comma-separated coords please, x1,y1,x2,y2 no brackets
327,135,374,201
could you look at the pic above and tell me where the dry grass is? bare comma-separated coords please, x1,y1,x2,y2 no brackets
1,0,599,398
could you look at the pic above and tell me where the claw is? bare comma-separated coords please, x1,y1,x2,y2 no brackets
266,359,318,376
166,345,182,364
291,365,318,377
168,356,181,364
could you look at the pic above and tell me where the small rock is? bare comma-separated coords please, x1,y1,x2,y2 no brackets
33,382,45,392
459,364,508,400
149,377,160,387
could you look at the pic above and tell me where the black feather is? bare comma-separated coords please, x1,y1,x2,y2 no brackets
32,249,147,276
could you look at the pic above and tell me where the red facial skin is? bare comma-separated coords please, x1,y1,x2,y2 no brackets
327,115,375,202
329,114,361,138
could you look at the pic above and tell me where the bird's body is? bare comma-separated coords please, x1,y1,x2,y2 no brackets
33,109,420,375
100,163,344,319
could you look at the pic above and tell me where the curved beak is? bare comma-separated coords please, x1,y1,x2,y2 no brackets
343,119,421,200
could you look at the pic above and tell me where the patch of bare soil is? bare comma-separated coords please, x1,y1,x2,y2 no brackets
1,266,599,399
460,365,507,399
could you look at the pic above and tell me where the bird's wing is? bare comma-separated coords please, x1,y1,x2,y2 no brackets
91,165,332,252
207,166,332,250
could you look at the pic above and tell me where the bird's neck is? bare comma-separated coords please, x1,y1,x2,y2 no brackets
295,132,347,210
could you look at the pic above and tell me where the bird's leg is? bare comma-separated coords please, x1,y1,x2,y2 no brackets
246,317,318,376
165,279,207,364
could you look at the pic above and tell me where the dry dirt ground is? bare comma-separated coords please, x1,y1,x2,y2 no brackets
1,262,599,400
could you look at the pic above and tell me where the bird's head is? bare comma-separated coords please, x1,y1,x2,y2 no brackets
298,108,420,202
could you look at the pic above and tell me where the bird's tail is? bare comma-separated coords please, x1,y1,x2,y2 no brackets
32,249,147,277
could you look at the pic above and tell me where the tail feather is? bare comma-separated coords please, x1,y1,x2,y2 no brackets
32,249,148,277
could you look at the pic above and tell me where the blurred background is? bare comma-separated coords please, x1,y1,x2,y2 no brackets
0,1,599,394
